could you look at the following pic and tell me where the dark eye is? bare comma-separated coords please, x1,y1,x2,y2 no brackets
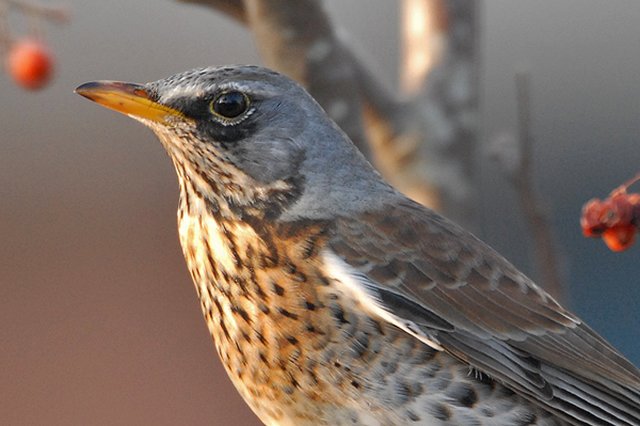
210,91,249,119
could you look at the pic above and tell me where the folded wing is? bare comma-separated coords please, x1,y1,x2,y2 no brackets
329,198,640,425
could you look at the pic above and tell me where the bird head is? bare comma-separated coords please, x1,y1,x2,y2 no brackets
76,65,388,220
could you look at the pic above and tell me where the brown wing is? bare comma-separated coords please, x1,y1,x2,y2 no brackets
329,198,640,425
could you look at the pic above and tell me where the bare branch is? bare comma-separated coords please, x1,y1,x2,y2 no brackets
0,2,9,50
176,0,246,24
357,72,444,210
379,0,480,227
401,0,446,94
511,72,566,302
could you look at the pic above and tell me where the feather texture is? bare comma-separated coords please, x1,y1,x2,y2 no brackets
328,197,640,425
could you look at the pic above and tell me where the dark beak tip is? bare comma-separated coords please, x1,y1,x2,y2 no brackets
74,80,146,97
74,81,99,97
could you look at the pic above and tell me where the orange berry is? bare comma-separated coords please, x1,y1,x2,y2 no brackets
602,225,637,252
6,39,54,90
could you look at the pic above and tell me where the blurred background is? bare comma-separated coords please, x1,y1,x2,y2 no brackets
1,1,638,424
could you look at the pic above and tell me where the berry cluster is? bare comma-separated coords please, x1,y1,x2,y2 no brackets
581,174,640,252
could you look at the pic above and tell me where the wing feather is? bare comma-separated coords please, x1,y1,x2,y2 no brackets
329,198,640,425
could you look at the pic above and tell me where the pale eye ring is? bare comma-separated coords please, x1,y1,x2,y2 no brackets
210,91,249,119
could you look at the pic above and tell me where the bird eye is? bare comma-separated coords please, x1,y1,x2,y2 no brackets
210,91,249,120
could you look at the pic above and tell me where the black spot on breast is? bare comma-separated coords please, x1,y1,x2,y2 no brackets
307,369,318,385
350,332,369,358
290,377,300,389
259,303,271,315
232,276,249,296
205,285,214,300
282,385,294,395
204,252,220,281
481,408,494,418
213,299,230,340
284,262,307,282
446,382,478,408
259,352,269,365
394,382,411,404
331,305,349,325
248,268,267,301
301,237,317,259
232,306,251,323
259,253,278,268
427,402,451,421
256,331,267,345
317,275,331,286
284,261,297,274
406,410,421,422
277,307,298,320
293,271,307,282
272,281,285,296
367,318,385,335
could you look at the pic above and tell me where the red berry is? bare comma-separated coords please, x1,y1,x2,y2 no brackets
6,39,54,90
581,174,640,251
581,198,606,237
602,225,637,252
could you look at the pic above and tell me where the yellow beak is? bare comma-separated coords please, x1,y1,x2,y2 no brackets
75,81,187,124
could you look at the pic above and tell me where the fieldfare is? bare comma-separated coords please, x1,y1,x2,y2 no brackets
76,66,640,425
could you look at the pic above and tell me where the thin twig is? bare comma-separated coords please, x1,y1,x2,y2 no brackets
176,0,246,24
4,0,70,24
404,0,480,228
0,1,10,51
513,72,565,302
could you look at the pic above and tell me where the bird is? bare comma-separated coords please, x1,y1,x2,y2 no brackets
76,65,640,426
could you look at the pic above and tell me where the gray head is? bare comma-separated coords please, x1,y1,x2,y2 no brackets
76,65,392,220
